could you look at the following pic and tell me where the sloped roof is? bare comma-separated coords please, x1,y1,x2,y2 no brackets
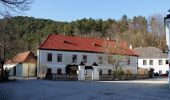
39,34,138,56
133,47,168,58
6,51,36,64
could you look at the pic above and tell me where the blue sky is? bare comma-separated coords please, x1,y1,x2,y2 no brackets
21,0,170,22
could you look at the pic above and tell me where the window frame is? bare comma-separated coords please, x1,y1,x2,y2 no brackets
166,60,169,65
98,56,103,64
127,57,130,65
47,53,52,62
72,55,77,63
158,60,163,65
57,68,62,75
149,60,153,65
82,55,87,63
57,54,62,62
143,60,147,65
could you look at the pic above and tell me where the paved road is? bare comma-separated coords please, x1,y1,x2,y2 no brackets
0,78,170,100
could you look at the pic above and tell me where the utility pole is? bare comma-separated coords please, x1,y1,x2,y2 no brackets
164,10,170,88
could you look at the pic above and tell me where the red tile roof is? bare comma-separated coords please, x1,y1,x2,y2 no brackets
39,34,138,56
6,51,37,64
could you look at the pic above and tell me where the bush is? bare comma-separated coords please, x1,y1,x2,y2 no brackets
113,67,124,80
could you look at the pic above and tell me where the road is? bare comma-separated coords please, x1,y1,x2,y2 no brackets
0,78,169,100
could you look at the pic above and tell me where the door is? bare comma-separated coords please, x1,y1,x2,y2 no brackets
57,68,62,75
47,68,52,74
13,66,16,76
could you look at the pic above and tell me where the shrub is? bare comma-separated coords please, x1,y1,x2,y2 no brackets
113,67,124,80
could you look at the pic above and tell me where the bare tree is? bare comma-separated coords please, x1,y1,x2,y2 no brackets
0,15,21,76
0,0,31,78
0,0,32,13
102,39,127,79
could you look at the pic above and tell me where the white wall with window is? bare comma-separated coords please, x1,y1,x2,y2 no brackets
138,58,169,74
37,49,138,77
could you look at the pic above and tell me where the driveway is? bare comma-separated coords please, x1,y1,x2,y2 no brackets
0,78,170,100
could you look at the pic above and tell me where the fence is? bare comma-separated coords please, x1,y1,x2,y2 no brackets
52,74,78,80
99,74,149,81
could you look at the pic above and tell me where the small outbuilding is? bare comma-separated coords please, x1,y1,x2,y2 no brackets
5,51,37,77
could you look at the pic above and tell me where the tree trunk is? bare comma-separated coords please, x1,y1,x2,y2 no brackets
1,60,5,77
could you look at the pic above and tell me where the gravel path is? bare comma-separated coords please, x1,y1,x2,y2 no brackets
0,78,169,100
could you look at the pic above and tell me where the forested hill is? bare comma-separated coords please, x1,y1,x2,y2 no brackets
4,15,166,52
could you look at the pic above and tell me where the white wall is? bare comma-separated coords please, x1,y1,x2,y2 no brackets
16,64,22,77
138,58,169,74
37,50,138,76
22,63,36,77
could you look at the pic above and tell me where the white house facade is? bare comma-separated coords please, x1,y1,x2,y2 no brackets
37,34,138,80
134,47,168,75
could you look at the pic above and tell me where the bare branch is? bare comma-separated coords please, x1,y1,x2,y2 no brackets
0,0,32,14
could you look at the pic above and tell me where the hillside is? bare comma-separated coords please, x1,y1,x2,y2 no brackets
0,15,166,53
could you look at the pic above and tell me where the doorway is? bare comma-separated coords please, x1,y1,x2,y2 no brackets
13,66,16,76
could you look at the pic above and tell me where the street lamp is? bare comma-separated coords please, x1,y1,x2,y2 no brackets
164,10,170,88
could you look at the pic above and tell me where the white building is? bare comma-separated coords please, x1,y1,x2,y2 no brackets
37,34,138,80
133,47,168,75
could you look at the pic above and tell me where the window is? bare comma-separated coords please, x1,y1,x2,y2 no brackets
57,54,62,62
166,60,169,65
47,68,52,74
99,70,102,75
82,55,87,63
143,60,147,65
149,60,153,65
108,70,112,75
84,70,87,75
98,56,103,64
47,53,52,62
127,57,130,65
159,70,162,75
72,55,77,62
57,68,62,75
158,60,163,65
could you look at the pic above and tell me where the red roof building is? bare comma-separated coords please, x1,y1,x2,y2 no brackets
39,34,138,56
6,51,36,64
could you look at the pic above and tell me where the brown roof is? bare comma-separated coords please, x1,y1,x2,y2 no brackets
133,47,168,58
6,51,37,64
39,34,138,56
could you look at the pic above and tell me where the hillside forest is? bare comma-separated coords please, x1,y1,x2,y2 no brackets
0,14,166,54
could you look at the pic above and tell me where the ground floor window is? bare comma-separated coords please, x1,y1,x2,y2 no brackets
108,70,112,75
85,70,87,75
99,70,102,75
166,60,169,65
47,68,52,73
159,70,162,75
57,68,62,75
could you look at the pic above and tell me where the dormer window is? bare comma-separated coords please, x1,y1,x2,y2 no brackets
92,43,102,47
63,40,77,45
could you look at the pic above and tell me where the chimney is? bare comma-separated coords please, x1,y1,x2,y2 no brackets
129,45,133,50
107,37,111,41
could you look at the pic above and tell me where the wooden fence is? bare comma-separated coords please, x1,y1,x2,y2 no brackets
99,74,149,81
